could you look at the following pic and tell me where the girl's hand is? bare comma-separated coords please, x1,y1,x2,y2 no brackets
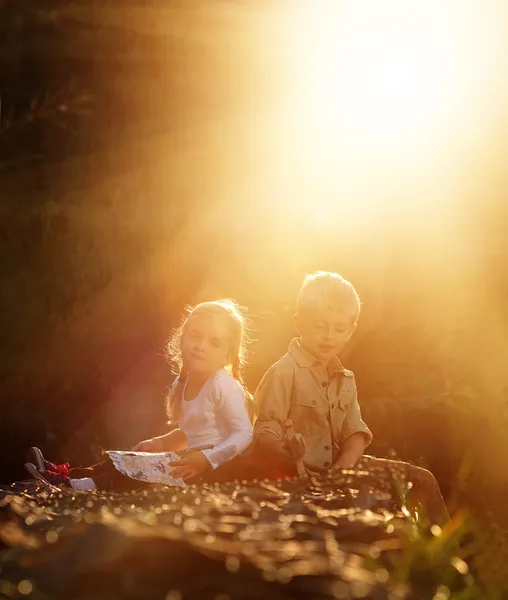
132,438,162,452
169,451,211,482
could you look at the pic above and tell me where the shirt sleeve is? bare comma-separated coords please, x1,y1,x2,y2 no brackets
253,362,293,441
202,375,253,469
339,379,373,448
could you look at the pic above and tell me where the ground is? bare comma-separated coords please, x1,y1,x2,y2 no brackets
0,465,482,600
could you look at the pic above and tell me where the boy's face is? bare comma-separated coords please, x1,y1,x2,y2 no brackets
293,308,357,363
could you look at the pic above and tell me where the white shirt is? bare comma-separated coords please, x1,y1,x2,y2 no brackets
177,369,253,469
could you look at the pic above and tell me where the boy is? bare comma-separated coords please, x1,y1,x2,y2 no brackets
253,271,449,525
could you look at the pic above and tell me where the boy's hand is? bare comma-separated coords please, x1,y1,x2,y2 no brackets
332,453,358,469
256,433,305,465
132,437,163,452
256,435,293,462
332,434,366,470
169,451,211,482
286,432,306,461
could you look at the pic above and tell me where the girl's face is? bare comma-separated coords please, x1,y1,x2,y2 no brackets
181,312,232,377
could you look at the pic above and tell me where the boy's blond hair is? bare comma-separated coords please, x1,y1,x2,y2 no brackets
296,271,361,323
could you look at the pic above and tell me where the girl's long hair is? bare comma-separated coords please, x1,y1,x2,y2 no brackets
165,299,255,424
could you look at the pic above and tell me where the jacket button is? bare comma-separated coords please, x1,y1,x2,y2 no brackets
324,445,330,451
324,461,330,468
330,404,335,409
322,381,327,387
312,400,317,405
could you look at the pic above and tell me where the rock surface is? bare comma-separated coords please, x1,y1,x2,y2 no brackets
0,466,474,599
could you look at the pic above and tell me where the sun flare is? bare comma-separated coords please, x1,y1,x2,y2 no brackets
273,0,506,224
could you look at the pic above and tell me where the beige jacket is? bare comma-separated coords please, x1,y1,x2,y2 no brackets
254,338,373,471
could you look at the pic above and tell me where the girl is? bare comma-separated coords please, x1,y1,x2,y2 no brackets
25,299,254,490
